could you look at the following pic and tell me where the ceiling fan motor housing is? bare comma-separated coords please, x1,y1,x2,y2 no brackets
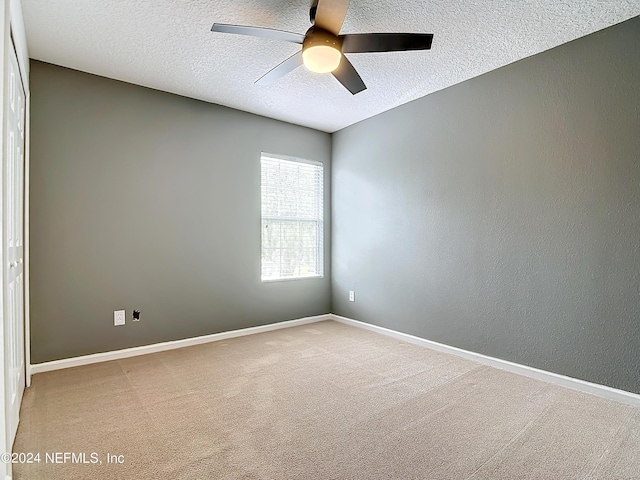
303,26,343,53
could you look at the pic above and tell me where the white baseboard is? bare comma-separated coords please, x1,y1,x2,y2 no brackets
30,314,331,375
331,314,640,408
29,312,640,408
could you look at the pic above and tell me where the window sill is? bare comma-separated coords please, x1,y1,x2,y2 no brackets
262,275,324,283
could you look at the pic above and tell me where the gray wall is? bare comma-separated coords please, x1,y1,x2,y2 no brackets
332,17,640,393
29,61,331,363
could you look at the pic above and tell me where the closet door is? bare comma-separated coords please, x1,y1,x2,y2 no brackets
4,36,25,447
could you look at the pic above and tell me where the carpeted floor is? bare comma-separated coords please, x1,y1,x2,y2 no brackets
13,320,640,479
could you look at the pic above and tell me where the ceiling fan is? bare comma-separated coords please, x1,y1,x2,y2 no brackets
211,0,433,95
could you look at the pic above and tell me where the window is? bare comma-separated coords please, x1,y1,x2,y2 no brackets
261,154,324,281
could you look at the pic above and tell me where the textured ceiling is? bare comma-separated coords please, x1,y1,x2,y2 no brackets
22,1,640,133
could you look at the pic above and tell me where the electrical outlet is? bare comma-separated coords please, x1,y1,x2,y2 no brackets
114,310,126,326
349,291,355,302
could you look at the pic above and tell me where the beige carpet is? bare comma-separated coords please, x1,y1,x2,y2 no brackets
13,320,640,479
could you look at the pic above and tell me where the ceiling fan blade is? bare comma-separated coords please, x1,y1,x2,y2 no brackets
255,51,304,86
341,33,433,53
211,24,305,44
332,55,366,95
314,0,351,35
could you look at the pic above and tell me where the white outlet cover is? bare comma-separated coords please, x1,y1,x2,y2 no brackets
114,310,126,326
349,291,355,302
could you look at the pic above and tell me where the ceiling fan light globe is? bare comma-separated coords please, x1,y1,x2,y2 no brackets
302,45,341,73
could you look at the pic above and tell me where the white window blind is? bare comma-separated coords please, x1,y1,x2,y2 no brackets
261,154,324,281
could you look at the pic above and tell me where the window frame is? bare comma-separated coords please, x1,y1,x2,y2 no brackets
260,153,324,282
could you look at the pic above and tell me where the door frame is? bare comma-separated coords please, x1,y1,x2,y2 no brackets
9,0,29,390
0,0,29,477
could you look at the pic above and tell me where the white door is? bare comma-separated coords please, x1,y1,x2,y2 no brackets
4,37,25,447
